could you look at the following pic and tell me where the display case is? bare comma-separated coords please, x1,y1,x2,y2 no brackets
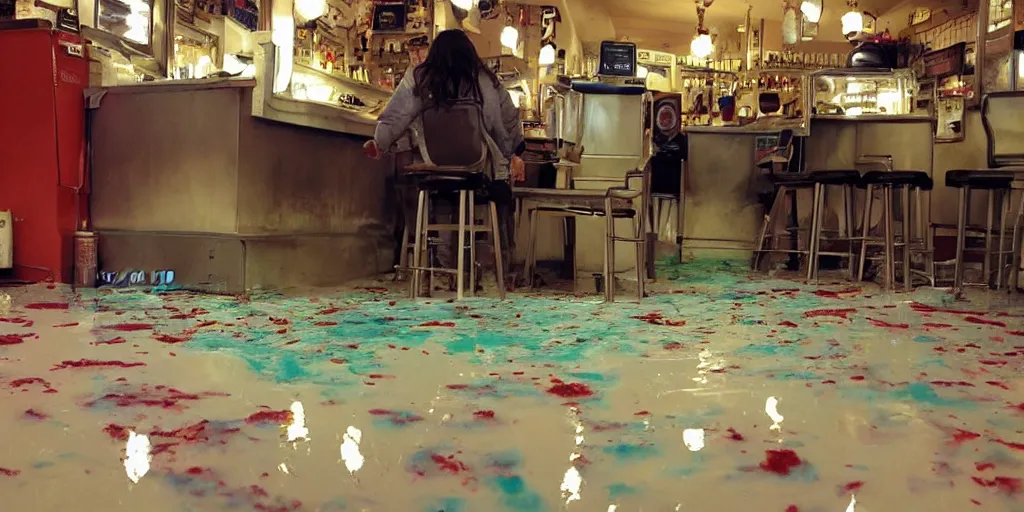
82,0,173,77
637,49,677,91
678,68,738,127
811,69,917,117
733,68,810,135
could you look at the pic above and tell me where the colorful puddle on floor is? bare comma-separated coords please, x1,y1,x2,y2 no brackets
2,260,1024,512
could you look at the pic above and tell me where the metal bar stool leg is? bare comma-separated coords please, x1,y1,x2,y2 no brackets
456,191,467,300
996,189,1010,290
806,184,821,281
883,186,895,290
953,186,971,295
902,186,912,291
914,186,934,286
410,190,428,299
604,197,616,302
858,185,875,282
634,209,646,301
984,190,995,288
526,207,539,288
844,184,856,281
469,191,477,296
489,201,507,300
395,221,410,282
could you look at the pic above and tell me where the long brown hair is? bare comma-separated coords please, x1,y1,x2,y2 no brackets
413,29,501,107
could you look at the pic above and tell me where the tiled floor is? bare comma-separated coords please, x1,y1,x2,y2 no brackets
2,261,1023,512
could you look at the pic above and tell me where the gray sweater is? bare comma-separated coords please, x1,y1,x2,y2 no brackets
373,68,524,180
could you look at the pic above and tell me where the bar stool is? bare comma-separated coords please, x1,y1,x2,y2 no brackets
752,173,815,275
945,170,1015,293
405,172,506,300
806,170,862,281
856,171,933,291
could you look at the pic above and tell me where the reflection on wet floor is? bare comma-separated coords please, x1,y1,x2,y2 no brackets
1,260,1023,511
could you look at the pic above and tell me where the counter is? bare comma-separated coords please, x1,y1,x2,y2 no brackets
89,77,394,293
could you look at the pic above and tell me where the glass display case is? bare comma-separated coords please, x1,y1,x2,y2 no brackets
733,68,810,134
678,68,738,127
811,69,917,117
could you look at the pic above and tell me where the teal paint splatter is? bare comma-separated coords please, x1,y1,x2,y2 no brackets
488,475,545,512
606,483,639,499
775,371,819,380
736,342,800,357
32,460,54,469
567,372,611,382
913,335,940,343
425,497,465,512
891,382,976,408
602,443,659,462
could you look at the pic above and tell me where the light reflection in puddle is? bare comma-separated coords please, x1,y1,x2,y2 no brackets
123,430,151,484
286,401,309,443
561,408,585,504
340,426,364,474
765,396,784,432
846,494,857,512
682,428,705,452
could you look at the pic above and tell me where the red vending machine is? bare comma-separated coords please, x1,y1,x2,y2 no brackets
0,19,88,283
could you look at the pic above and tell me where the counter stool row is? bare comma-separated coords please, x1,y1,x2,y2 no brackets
753,169,934,291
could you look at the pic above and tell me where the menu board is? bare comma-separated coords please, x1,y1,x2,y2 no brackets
599,40,636,77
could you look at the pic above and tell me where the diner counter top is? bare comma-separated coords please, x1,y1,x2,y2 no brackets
812,114,934,122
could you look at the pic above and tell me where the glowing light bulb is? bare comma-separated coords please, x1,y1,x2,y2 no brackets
690,33,713,59
800,1,821,23
539,44,556,65
451,0,473,11
500,26,519,50
636,65,648,78
842,10,863,35
294,0,327,22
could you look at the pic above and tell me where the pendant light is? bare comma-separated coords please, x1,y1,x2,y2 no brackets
841,0,862,36
451,0,473,11
799,0,822,23
539,43,556,65
690,0,714,59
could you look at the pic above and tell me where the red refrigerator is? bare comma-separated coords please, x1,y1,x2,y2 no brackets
0,20,88,283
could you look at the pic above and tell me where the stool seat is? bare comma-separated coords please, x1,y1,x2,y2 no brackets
771,173,816,187
861,171,933,190
945,170,1014,189
404,171,490,192
811,170,862,185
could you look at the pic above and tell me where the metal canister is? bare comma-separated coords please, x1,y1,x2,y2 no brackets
74,231,97,288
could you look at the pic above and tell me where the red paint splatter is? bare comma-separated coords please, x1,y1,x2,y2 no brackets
445,384,469,390
803,308,857,319
952,429,981,444
103,423,133,441
24,409,48,420
473,410,495,420
631,312,686,326
931,380,975,387
430,453,468,474
924,323,955,329
102,323,155,332
867,318,909,329
910,303,987,315
663,342,684,350
726,428,744,441
976,462,996,471
53,322,79,328
269,317,289,326
759,449,803,475
313,321,338,327
50,359,145,370
850,375,866,381
785,506,799,512
367,409,424,425
244,410,293,425
0,333,34,345
153,333,190,344
778,321,798,328
546,381,594,399
965,317,1006,328
1009,403,1024,414
329,358,347,364
840,481,864,494
986,381,1010,390
317,307,342,315
24,302,69,310
419,320,455,327
91,337,127,346
0,468,21,477
971,476,1022,495
993,439,1024,451
634,410,650,416
367,374,394,379
979,360,1008,366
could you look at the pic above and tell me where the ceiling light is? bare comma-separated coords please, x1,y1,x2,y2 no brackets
294,0,328,23
841,10,863,36
539,44,556,65
800,0,821,24
500,26,519,49
690,33,713,59
451,0,474,10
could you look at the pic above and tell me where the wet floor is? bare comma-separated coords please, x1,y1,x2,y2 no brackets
1,260,1023,512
